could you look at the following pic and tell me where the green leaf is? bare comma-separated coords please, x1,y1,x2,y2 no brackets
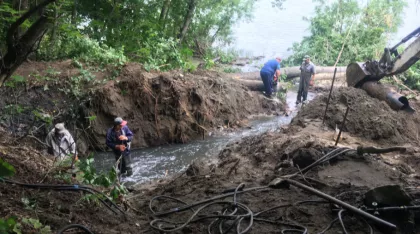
11,75,26,83
86,116,97,121
29,219,42,229
39,225,52,234
0,158,16,177
12,223,22,234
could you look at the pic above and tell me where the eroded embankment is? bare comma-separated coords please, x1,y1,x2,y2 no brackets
127,87,420,233
1,61,284,153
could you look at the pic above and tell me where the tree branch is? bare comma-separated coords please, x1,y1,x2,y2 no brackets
6,0,57,49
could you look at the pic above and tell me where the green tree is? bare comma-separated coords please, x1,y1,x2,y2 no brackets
284,0,406,67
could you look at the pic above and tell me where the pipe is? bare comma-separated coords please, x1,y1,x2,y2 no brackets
285,179,397,229
356,146,406,155
361,81,415,113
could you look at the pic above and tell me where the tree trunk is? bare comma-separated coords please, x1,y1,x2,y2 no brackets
178,0,196,44
71,0,77,25
49,2,58,50
159,0,171,24
0,0,56,86
231,66,348,80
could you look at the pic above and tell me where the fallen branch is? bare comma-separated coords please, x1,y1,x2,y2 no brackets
392,75,418,96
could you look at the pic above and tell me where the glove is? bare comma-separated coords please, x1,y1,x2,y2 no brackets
118,135,128,141
115,145,127,152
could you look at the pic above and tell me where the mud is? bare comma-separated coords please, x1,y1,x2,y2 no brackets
292,87,420,144
2,61,420,233
1,61,284,154
125,87,420,234
0,146,139,233
128,120,420,233
89,63,284,149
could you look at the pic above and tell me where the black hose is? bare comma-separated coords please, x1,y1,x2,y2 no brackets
150,201,253,232
317,218,338,234
1,178,124,215
253,218,307,234
56,224,94,234
150,186,269,217
338,209,348,234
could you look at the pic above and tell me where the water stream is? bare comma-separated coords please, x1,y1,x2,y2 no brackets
94,88,315,184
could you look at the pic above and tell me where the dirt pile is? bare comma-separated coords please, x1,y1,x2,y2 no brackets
130,125,420,233
89,63,284,149
292,87,420,144
0,61,284,152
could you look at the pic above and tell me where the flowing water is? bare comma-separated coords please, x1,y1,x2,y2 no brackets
94,88,316,184
93,1,419,184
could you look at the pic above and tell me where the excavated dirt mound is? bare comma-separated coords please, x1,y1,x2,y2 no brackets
1,61,284,153
130,128,420,233
89,63,283,149
292,87,420,144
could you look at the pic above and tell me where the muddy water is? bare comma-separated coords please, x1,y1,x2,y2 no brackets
94,88,316,184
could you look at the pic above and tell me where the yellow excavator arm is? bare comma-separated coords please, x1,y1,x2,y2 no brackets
347,27,420,87
346,27,420,113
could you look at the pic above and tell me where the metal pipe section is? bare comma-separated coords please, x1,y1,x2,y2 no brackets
361,81,415,113
285,179,397,229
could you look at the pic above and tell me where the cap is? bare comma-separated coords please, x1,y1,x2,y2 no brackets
304,55,310,59
114,117,127,126
54,123,66,134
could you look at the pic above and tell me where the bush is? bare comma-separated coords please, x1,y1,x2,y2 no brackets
38,34,126,66
399,62,420,91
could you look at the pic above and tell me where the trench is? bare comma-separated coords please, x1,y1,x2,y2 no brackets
94,88,316,184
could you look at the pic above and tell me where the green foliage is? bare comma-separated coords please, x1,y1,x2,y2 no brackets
38,34,127,66
285,0,406,66
32,110,53,125
4,105,25,115
0,217,51,234
76,154,127,200
59,66,101,99
0,158,15,178
0,217,17,234
399,62,420,91
138,33,188,71
223,67,242,73
4,75,26,88
21,197,37,210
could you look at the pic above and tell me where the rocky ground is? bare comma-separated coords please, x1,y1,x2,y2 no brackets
1,64,420,233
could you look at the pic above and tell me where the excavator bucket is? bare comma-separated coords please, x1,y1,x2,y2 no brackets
346,62,371,87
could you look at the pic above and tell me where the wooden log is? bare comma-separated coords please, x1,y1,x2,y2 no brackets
230,66,347,80
239,73,346,91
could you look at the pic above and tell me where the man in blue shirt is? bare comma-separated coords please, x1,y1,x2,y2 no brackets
260,57,282,98
106,117,134,176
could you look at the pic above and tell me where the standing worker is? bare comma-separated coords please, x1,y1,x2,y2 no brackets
260,57,282,98
45,123,77,160
296,55,316,105
106,117,134,177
